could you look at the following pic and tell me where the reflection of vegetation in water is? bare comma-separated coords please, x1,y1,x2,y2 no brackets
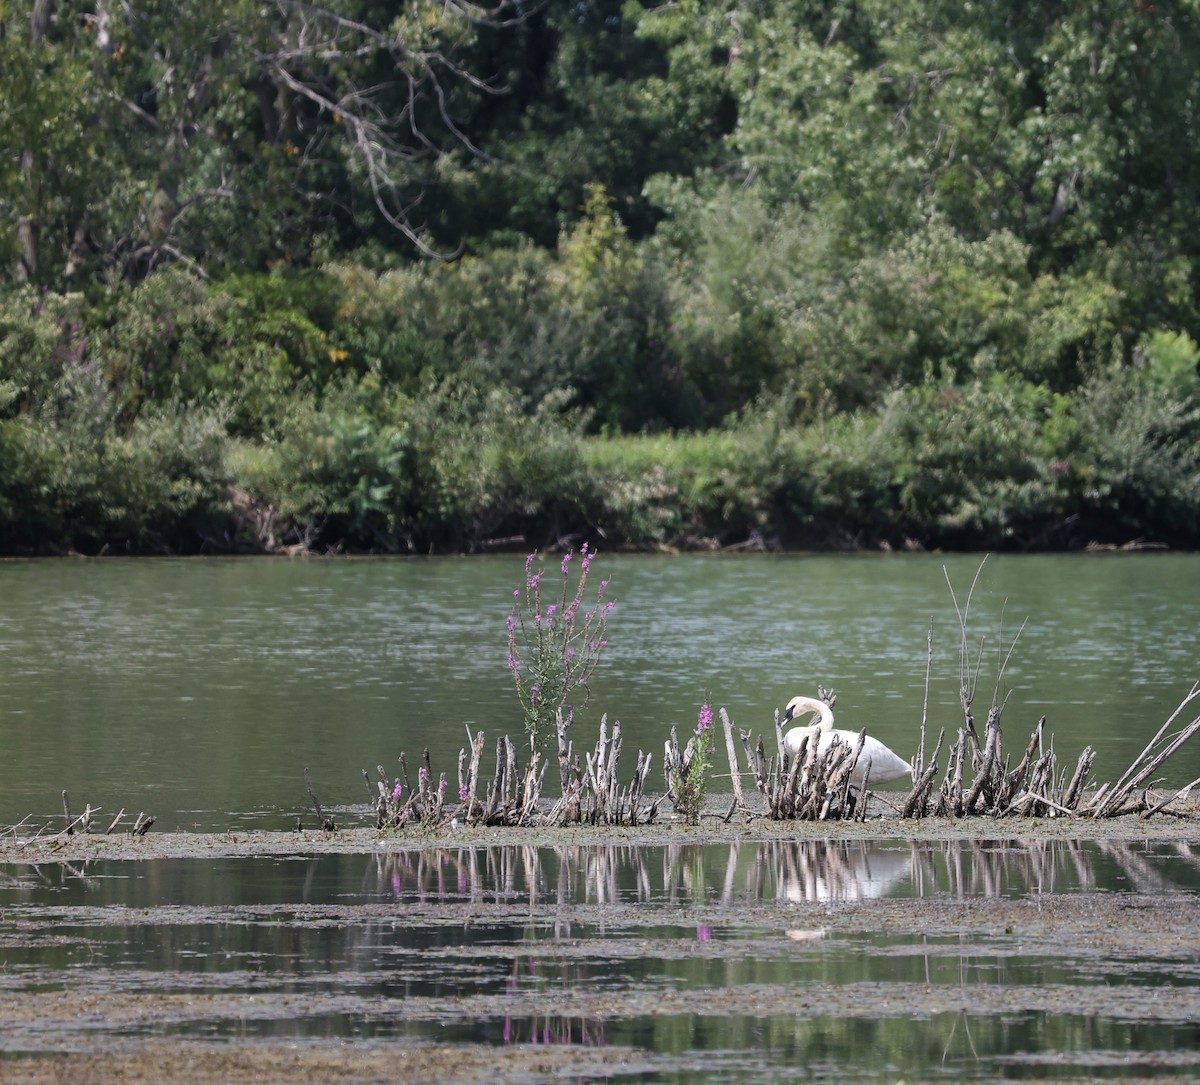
362,836,1200,913
8,838,1200,1078
502,956,606,1047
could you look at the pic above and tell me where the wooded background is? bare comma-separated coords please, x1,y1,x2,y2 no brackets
2,0,1198,553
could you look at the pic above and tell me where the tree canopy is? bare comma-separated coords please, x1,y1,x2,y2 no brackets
1,0,1199,552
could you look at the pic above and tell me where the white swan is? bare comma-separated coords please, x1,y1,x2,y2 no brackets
781,695,911,786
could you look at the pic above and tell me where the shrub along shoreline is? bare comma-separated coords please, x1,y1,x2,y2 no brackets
2,255,1198,557
1,361,1197,557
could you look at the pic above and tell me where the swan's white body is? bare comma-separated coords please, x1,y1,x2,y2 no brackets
781,695,911,786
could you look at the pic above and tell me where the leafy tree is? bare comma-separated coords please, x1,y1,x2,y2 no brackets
0,0,527,285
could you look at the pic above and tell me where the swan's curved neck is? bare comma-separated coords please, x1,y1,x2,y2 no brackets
785,696,835,731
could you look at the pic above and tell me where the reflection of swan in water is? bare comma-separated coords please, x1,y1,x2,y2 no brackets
776,840,912,941
781,695,912,786
775,840,913,905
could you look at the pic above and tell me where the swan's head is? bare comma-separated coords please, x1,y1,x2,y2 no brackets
782,696,834,730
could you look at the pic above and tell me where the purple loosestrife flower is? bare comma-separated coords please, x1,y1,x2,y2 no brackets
392,780,403,801
697,704,714,735
459,784,470,803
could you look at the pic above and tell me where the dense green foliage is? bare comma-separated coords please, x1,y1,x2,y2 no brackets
1,0,1198,552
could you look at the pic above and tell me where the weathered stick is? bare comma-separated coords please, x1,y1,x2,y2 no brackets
1085,685,1200,817
963,707,1002,815
916,619,933,778
1062,746,1095,811
304,767,335,831
556,709,573,795
464,727,486,818
901,730,943,818
1141,775,1200,820
720,708,748,813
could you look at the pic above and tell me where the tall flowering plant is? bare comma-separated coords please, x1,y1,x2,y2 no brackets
507,545,615,750
675,700,714,824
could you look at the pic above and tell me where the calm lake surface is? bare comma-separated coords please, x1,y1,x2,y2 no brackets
1,552,1198,830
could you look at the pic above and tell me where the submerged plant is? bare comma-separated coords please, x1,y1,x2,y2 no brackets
507,545,614,750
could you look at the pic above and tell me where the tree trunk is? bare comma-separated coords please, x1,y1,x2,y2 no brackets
14,0,55,283
129,47,218,279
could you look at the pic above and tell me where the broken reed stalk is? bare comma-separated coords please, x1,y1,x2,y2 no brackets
1141,774,1200,820
374,715,655,830
554,711,582,823
1062,746,1095,810
304,766,335,831
720,708,748,813
915,620,933,784
1083,683,1200,818
900,730,943,818
462,726,487,820
962,707,1003,815
737,715,863,823
563,715,657,826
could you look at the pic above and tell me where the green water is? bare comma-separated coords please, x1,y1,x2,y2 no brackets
0,552,1197,829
